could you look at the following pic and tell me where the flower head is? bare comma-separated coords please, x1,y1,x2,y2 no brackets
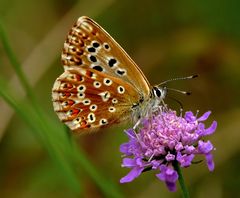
120,109,217,191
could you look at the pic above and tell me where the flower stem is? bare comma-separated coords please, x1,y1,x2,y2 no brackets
173,161,190,198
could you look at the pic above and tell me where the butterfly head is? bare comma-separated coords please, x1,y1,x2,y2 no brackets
151,86,167,101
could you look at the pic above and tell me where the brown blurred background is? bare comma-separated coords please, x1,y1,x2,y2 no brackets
0,0,240,197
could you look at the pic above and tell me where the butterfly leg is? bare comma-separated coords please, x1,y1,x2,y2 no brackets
160,99,168,112
157,105,168,127
148,107,154,130
148,151,156,162
133,118,141,130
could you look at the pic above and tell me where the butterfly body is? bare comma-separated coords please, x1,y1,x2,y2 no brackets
52,16,166,133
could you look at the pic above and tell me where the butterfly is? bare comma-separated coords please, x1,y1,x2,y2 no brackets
52,16,167,133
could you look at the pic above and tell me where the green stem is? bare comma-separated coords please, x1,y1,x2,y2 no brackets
0,20,36,103
173,161,190,198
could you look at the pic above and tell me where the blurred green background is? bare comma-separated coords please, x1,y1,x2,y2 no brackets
0,0,239,197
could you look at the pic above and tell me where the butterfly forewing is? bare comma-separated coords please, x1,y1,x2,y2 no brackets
52,16,151,132
61,16,150,97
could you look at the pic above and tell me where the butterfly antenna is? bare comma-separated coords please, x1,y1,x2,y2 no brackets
167,96,183,109
167,87,191,96
158,74,198,86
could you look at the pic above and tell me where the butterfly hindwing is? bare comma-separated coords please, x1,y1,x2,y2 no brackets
52,68,140,132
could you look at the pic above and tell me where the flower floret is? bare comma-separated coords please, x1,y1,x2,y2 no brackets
120,109,217,191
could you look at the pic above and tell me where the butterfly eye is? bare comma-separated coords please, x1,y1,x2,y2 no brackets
152,87,167,100
153,87,162,98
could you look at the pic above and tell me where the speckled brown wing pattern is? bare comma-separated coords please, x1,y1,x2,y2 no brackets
52,16,151,133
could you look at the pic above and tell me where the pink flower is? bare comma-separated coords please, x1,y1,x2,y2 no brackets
120,109,217,191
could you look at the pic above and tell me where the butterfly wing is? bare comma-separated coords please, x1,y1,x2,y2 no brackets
61,16,151,98
52,16,152,132
52,68,140,133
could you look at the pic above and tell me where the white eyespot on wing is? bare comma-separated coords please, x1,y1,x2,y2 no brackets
89,104,97,111
107,57,117,68
73,117,81,125
99,118,108,126
108,106,116,113
91,65,105,72
103,43,110,51
92,41,100,48
115,68,127,76
98,91,111,102
61,101,68,107
117,86,125,94
87,113,96,123
87,46,96,53
103,78,113,86
112,98,118,104
78,85,86,92
66,74,75,81
93,81,101,88
82,98,91,105
88,55,98,63
66,109,73,116
78,92,85,99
